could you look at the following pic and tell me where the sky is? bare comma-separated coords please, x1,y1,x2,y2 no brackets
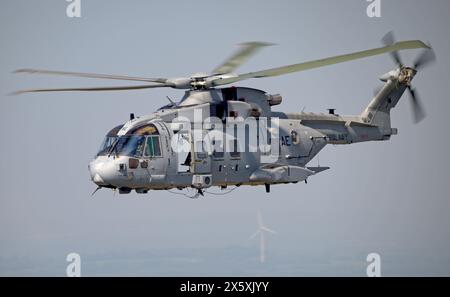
1,0,450,276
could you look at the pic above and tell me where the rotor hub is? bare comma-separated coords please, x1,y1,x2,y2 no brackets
398,67,417,86
190,78,208,90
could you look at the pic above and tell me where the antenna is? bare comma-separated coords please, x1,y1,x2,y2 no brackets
166,96,175,105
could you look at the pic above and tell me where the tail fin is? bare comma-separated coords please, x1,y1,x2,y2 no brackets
361,80,408,134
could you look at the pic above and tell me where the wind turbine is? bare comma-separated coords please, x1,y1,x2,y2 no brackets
250,211,276,263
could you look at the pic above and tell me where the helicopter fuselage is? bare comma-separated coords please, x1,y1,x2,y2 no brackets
88,83,403,194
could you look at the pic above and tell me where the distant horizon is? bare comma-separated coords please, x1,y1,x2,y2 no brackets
2,244,449,276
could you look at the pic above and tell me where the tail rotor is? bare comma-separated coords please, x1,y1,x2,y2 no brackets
382,31,436,123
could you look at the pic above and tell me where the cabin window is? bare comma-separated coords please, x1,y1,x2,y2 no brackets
212,103,226,121
145,136,162,157
291,130,300,144
222,87,237,101
230,138,241,158
212,139,224,159
229,110,238,118
194,140,208,159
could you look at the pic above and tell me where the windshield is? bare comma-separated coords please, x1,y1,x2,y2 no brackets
112,135,146,157
97,124,124,156
97,136,117,156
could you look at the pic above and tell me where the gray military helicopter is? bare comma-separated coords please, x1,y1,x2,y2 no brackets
14,33,435,196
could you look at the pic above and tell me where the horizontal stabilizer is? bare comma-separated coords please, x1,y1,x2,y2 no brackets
346,121,377,128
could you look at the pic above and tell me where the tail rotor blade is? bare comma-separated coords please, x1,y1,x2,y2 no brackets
382,31,403,66
408,87,426,124
414,48,436,70
381,31,396,46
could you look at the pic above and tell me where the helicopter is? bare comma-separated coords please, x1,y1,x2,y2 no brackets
14,32,435,196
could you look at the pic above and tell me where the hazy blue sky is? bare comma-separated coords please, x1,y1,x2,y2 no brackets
1,0,450,276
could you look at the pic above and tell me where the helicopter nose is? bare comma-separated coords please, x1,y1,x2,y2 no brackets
89,159,117,186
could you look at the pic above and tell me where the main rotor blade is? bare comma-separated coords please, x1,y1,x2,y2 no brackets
211,42,274,75
12,83,169,95
211,40,430,87
14,68,168,84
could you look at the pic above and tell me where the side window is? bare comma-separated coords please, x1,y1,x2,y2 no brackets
230,138,240,159
291,130,300,144
145,136,162,157
222,87,237,101
135,137,146,157
195,140,207,160
212,139,224,159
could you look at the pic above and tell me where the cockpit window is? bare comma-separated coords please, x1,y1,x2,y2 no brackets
113,136,146,157
129,124,159,136
108,124,162,157
145,136,161,157
97,124,124,156
97,136,117,156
